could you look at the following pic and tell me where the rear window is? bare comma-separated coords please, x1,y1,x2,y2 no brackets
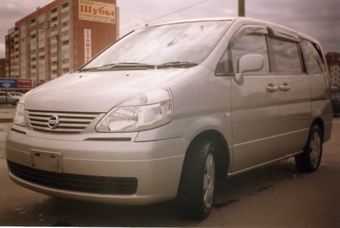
270,37,302,74
300,39,325,74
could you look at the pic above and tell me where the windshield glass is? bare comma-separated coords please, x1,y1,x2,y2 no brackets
82,20,231,70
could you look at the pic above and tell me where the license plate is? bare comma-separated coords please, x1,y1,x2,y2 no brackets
31,150,62,173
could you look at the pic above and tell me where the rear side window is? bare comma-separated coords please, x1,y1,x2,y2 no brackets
216,34,270,75
270,37,302,74
300,39,325,74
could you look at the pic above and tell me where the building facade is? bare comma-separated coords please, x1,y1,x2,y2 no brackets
326,52,340,88
0,59,5,78
5,0,117,87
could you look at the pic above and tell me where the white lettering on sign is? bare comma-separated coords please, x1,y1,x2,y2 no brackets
84,29,92,63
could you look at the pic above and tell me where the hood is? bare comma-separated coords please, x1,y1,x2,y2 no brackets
24,69,187,112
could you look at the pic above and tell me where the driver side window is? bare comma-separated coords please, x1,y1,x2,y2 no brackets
216,33,270,75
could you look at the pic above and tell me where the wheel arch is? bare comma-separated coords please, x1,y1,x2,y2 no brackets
310,118,324,140
185,130,230,180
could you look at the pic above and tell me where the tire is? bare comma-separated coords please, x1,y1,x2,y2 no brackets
177,139,216,220
295,125,323,173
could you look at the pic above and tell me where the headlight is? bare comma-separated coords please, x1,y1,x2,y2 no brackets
96,88,173,132
13,102,26,127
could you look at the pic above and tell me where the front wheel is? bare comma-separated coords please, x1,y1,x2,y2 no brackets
177,140,216,220
295,125,323,172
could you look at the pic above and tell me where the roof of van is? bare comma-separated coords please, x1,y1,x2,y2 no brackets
148,17,319,45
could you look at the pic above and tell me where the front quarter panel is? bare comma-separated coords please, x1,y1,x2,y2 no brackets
136,67,232,146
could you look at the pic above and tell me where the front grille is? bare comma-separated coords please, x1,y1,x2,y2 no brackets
27,110,99,134
7,160,138,195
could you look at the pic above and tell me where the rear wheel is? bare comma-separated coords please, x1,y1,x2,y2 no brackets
295,125,323,172
177,139,216,220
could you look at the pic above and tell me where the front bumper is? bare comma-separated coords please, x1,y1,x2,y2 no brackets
6,128,188,205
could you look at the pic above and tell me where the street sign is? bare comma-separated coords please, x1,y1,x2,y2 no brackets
0,78,33,90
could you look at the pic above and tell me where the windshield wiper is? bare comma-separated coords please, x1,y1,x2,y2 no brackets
80,62,155,71
157,61,198,69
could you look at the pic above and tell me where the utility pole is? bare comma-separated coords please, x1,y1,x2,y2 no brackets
238,0,245,17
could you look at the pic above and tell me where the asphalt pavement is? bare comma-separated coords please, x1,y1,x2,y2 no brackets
0,105,15,158
0,104,15,122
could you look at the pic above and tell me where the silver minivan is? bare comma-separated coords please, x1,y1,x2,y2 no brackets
6,17,333,219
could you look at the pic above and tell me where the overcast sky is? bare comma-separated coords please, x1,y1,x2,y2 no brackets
0,0,339,59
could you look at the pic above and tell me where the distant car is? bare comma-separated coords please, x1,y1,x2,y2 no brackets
8,92,24,97
331,86,340,116
0,91,21,106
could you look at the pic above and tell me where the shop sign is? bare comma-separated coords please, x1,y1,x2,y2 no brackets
0,78,33,90
79,0,116,24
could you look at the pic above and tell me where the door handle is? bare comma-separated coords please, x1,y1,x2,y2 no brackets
266,84,279,93
279,83,290,92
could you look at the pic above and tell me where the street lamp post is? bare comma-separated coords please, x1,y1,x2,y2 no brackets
238,0,245,17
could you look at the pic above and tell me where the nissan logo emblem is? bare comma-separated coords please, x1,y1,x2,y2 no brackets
48,115,60,129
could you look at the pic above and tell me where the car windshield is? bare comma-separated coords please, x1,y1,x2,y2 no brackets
81,20,231,71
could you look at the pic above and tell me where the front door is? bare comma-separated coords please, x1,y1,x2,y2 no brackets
215,25,282,173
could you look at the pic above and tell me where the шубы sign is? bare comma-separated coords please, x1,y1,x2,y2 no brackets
0,78,33,90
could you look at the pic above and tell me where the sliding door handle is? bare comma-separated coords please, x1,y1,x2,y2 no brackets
279,83,290,92
266,84,279,93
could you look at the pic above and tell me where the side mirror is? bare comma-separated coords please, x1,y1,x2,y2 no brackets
235,54,264,85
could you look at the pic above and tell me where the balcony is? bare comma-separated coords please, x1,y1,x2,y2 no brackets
51,47,58,54
50,11,58,19
30,52,37,58
62,62,70,69
61,16,69,23
61,6,69,14
38,42,46,48
61,52,69,59
50,22,58,29
30,21,36,28
61,44,69,51
30,29,37,36
61,35,69,42
51,74,57,79
61,26,69,33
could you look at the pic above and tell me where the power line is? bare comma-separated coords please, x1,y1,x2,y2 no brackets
119,0,210,32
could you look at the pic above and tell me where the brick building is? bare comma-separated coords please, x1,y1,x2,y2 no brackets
325,52,340,88
5,0,117,87
0,59,5,78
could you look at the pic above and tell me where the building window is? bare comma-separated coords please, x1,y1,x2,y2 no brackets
62,2,69,8
62,21,69,28
51,7,58,13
